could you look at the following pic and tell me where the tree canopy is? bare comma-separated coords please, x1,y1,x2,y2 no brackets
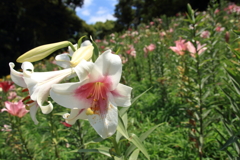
0,0,95,77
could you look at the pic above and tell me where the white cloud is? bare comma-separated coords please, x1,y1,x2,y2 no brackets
84,0,93,7
75,0,117,24
76,7,91,16
96,7,108,15
88,13,116,24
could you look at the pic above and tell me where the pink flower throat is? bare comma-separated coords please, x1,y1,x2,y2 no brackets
75,78,111,116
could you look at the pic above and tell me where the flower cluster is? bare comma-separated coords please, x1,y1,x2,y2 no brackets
8,39,132,138
169,38,207,57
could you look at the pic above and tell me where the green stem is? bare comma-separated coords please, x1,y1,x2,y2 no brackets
48,112,60,159
16,117,33,159
76,120,85,160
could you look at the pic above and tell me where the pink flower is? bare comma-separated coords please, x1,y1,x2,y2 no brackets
144,44,156,57
126,45,137,58
200,31,210,38
1,125,12,132
7,92,17,100
215,26,225,32
1,100,29,118
169,39,187,55
186,41,207,57
214,9,220,14
150,21,154,25
0,81,15,93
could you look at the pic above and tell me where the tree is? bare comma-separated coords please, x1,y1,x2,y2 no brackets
0,0,95,77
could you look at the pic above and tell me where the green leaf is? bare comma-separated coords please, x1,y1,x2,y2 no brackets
77,35,87,49
90,35,99,62
119,87,152,117
84,137,104,146
187,3,195,22
71,147,111,157
220,136,239,150
115,47,121,55
117,115,129,139
129,149,140,160
233,30,240,35
129,133,150,160
125,123,163,157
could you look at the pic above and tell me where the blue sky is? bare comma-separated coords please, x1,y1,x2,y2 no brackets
76,0,118,24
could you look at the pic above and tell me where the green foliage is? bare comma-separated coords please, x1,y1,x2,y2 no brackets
1,1,240,159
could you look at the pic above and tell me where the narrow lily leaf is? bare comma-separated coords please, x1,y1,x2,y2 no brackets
115,47,121,55
71,147,111,157
77,35,87,49
233,30,240,35
220,136,239,150
84,137,104,146
129,133,150,160
116,130,123,143
125,123,163,157
114,156,124,160
17,41,71,62
122,112,128,129
90,35,99,62
187,3,195,22
117,115,129,139
129,149,140,160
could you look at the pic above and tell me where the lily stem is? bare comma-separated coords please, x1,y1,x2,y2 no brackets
16,117,33,159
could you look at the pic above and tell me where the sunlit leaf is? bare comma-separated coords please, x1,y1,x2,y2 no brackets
129,133,150,160
129,149,140,160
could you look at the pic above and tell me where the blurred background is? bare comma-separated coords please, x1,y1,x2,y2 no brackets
0,0,239,77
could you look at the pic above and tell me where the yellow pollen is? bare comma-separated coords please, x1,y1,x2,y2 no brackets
86,108,94,115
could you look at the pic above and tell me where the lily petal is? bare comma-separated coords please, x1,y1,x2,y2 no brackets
9,63,27,88
73,59,94,81
109,83,132,107
29,102,39,125
55,53,71,68
95,50,122,90
88,102,118,139
22,62,75,114
50,82,89,109
63,108,87,125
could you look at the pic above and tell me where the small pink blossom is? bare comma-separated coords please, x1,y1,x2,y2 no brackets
150,21,154,25
200,31,210,38
215,26,225,32
95,39,101,43
186,41,207,57
1,100,29,118
126,45,137,58
0,81,15,93
169,39,187,55
214,9,220,14
144,44,156,57
7,91,17,100
1,125,12,132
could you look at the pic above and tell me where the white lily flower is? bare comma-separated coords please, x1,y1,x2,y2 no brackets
50,50,132,139
9,61,80,124
55,40,93,68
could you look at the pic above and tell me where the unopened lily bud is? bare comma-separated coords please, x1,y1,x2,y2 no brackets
70,43,94,67
17,41,71,63
225,31,230,43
